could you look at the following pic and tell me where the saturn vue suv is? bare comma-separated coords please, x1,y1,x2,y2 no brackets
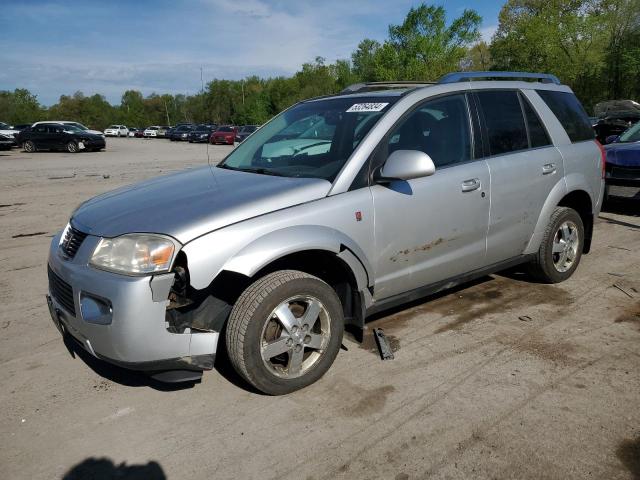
46,72,604,394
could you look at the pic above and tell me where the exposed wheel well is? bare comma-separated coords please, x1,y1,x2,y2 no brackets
558,190,593,253
251,249,363,328
173,249,364,335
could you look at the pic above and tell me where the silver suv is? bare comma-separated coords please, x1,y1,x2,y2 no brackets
46,72,604,394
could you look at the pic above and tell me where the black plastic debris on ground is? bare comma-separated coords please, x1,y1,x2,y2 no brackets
373,328,395,360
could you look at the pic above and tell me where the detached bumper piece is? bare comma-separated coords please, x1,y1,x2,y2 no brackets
373,328,395,360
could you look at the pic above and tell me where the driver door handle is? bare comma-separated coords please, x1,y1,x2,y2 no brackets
461,178,481,192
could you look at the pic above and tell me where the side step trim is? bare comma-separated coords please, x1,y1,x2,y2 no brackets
366,255,533,317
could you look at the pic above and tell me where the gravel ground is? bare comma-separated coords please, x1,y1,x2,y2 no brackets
0,138,639,480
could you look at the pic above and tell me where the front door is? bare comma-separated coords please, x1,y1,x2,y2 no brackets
371,93,491,300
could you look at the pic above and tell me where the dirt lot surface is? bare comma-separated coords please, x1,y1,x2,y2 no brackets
1,138,639,480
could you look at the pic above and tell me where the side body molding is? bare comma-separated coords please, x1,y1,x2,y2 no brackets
183,224,373,291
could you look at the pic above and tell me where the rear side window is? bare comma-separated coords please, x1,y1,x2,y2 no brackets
476,90,528,155
520,94,552,148
537,90,594,142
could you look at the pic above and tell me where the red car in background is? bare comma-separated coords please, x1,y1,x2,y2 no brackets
210,126,237,145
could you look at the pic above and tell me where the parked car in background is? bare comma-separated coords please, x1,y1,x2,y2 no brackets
169,124,194,141
32,120,104,137
210,125,237,145
104,125,129,137
143,126,160,138
45,72,604,394
0,133,13,150
157,126,172,138
604,120,640,200
188,124,216,143
235,125,258,143
593,100,640,144
0,122,20,144
18,123,105,153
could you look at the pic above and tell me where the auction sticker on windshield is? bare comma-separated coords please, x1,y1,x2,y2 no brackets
346,103,389,113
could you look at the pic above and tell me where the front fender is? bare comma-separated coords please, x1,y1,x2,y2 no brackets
183,224,373,290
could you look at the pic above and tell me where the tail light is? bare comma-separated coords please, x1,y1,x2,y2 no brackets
595,140,606,179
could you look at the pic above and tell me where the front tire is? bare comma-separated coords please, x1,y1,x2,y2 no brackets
23,140,36,153
226,270,344,395
528,207,584,283
66,141,78,153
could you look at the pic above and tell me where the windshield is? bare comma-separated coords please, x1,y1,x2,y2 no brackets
217,126,234,132
219,96,396,181
108,125,119,129
0,122,9,129
67,122,88,130
618,121,640,143
241,125,257,133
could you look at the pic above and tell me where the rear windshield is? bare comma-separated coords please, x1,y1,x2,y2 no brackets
217,127,234,132
537,90,594,142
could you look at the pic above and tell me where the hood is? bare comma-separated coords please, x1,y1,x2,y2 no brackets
605,142,640,167
71,165,331,243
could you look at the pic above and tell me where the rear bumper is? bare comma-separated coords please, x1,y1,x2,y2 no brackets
46,231,219,376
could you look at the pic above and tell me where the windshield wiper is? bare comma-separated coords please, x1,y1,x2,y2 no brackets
217,164,287,177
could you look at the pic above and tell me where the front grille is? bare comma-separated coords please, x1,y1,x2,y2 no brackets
610,165,640,180
48,265,75,314
60,225,88,259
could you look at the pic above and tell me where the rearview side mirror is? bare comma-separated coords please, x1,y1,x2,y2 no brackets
377,150,436,182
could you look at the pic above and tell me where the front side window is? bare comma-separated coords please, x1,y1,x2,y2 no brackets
219,96,397,181
537,90,594,143
476,90,528,156
386,94,471,168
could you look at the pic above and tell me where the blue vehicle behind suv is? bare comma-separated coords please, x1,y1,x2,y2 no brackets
605,120,640,200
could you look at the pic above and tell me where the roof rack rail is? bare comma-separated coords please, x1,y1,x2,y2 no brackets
340,81,435,94
438,71,561,85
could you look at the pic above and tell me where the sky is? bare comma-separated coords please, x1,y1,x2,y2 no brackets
0,0,502,105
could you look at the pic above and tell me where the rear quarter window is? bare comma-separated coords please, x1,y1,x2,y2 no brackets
537,90,595,143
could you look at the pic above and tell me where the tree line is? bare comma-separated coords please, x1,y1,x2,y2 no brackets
1,0,638,130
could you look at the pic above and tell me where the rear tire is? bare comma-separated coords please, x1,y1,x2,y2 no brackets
226,270,344,395
528,207,584,283
23,140,36,153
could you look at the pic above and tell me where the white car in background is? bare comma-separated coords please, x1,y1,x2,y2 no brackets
104,125,129,137
32,121,104,137
143,126,160,138
0,122,19,142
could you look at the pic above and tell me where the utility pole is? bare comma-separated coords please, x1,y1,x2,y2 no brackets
163,99,170,126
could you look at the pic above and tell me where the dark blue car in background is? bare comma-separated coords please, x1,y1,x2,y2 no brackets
605,121,640,200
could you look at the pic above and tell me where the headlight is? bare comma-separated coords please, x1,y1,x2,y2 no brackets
89,234,179,275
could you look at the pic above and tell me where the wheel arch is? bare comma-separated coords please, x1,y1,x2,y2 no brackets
525,184,594,255
181,225,373,331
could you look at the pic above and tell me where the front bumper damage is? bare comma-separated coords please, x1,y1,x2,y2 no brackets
46,230,220,382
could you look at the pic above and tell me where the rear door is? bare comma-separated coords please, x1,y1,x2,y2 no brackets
473,90,563,264
370,93,490,299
